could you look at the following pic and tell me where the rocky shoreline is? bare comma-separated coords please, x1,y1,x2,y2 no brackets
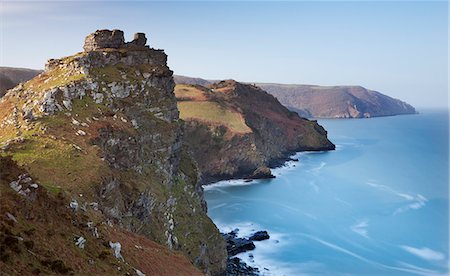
222,229,270,275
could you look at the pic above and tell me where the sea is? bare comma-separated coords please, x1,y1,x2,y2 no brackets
204,109,449,276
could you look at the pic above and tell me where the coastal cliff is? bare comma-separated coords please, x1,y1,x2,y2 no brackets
175,81,335,184
251,84,417,118
174,75,417,119
0,30,226,275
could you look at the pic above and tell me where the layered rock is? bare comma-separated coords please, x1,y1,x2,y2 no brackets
83,29,125,51
0,30,226,275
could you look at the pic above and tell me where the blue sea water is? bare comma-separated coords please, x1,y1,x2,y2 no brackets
204,110,449,275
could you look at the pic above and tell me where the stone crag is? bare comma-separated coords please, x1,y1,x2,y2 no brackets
0,30,226,275
83,29,149,52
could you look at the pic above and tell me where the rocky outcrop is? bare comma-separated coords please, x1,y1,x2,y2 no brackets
176,81,335,184
222,229,270,275
256,83,417,118
0,30,226,275
83,29,150,52
83,29,125,51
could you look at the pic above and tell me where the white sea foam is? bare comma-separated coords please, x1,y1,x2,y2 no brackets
208,202,227,211
350,219,369,238
203,179,259,191
364,180,428,215
400,245,446,262
307,180,320,193
397,262,449,276
308,161,326,174
334,197,353,207
213,221,303,275
299,233,445,276
393,194,428,215
203,152,305,191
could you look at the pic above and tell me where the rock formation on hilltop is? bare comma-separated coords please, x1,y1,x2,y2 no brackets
0,29,226,275
175,81,335,184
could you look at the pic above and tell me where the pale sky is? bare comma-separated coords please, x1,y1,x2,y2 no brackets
0,1,448,108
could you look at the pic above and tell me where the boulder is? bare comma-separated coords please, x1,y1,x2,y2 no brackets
83,29,125,51
129,33,147,47
222,231,255,256
249,231,270,241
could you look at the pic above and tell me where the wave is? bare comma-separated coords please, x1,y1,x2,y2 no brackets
350,219,369,238
203,179,260,191
364,180,428,215
298,233,446,276
400,245,446,262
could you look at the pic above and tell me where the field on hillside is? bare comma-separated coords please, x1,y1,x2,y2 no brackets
177,101,251,134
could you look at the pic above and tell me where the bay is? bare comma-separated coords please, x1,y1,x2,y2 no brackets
204,109,449,275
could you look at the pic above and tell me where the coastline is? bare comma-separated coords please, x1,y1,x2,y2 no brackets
203,151,309,274
201,146,334,186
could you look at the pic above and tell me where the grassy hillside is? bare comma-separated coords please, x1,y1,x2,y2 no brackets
178,101,251,134
175,82,335,184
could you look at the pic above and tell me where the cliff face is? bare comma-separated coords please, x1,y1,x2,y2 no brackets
0,30,226,275
257,84,417,118
175,81,335,184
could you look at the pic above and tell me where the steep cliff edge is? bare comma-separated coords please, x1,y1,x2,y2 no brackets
0,30,226,275
175,81,335,184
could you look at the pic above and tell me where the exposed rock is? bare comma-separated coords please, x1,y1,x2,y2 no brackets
135,269,146,276
222,229,271,276
75,236,86,249
222,230,255,256
128,33,147,47
249,231,270,241
227,257,259,276
5,212,17,223
69,200,79,211
249,166,274,179
83,29,125,51
109,241,124,261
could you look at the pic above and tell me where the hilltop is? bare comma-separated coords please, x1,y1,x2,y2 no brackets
174,75,417,119
0,67,41,97
175,81,335,184
0,30,226,275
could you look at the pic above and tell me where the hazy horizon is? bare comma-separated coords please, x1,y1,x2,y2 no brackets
1,1,448,108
